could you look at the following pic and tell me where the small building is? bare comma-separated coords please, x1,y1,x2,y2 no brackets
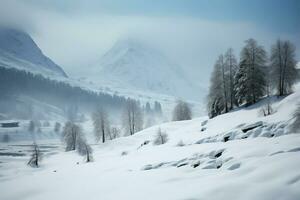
0,122,19,128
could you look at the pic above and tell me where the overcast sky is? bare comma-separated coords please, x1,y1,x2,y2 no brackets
1,0,299,85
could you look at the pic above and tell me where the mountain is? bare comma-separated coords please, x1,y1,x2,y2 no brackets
92,39,204,101
0,27,67,77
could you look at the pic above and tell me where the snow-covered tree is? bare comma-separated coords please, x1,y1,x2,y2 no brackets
290,104,300,133
270,39,298,96
92,107,110,143
122,99,143,135
207,55,227,118
62,121,84,151
234,38,267,105
28,143,41,168
172,100,192,121
153,128,168,145
225,48,238,109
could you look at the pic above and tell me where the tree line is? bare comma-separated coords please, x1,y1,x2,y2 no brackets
0,66,129,117
207,38,298,118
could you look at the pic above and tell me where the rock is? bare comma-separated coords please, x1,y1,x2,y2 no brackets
142,164,152,170
242,121,263,133
223,136,230,142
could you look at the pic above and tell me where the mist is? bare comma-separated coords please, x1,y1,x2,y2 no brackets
1,0,299,86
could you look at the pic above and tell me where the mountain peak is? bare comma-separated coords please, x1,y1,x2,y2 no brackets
0,27,67,77
93,38,203,100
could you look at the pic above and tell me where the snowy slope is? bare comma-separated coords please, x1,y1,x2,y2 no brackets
0,28,67,77
0,85,300,199
89,39,205,101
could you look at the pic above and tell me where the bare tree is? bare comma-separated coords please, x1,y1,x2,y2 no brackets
270,39,298,96
110,127,120,139
62,121,84,151
92,107,110,143
260,75,273,116
122,99,143,135
28,143,41,168
153,128,168,145
172,100,192,121
77,139,93,163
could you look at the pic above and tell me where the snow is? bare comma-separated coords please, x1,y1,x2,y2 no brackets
0,28,67,77
1,83,300,200
87,38,206,101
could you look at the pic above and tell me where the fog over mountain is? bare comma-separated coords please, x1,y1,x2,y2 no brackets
0,28,67,77
87,39,205,100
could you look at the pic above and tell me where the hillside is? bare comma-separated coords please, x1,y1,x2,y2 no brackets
0,85,299,200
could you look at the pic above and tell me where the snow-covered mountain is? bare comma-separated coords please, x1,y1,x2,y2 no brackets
0,27,67,77
92,39,204,101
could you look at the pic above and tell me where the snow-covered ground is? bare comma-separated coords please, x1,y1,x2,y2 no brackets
0,84,300,200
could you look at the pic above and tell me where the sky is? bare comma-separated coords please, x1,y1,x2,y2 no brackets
0,0,299,85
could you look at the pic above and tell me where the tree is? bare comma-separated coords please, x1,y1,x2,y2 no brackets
92,107,110,143
260,74,273,117
290,104,300,133
225,48,238,109
207,55,227,118
28,143,41,168
145,102,151,114
153,128,168,145
28,120,35,133
154,101,163,116
172,100,192,121
235,38,267,105
77,139,93,163
54,122,61,133
270,39,298,96
122,99,143,135
62,121,84,151
110,127,120,139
